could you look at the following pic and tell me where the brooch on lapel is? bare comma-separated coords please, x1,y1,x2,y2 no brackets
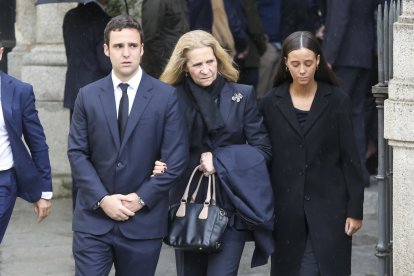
231,92,243,103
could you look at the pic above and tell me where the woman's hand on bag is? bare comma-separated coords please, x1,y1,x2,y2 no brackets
345,217,363,236
199,152,216,176
152,160,167,176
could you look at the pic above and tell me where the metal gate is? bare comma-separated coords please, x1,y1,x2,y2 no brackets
372,1,402,275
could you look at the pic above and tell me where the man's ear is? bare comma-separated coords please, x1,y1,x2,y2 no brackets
0,47,4,61
103,44,109,57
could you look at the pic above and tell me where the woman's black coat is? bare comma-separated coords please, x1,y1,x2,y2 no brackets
260,81,364,276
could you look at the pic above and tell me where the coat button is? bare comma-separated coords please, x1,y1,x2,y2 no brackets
117,162,123,168
304,195,311,201
298,171,304,176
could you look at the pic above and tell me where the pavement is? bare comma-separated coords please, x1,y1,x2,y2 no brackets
0,180,378,276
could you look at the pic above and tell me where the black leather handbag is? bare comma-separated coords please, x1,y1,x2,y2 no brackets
164,165,228,252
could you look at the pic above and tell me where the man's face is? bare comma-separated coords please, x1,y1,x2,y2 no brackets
104,28,144,82
0,47,4,61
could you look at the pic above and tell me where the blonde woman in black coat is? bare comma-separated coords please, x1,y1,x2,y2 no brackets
154,30,273,276
260,31,365,276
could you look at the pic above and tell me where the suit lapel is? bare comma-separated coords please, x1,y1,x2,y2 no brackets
0,72,17,133
273,83,303,138
302,83,331,135
218,82,233,123
98,75,120,149
120,72,153,152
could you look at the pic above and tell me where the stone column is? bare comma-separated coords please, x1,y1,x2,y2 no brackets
384,0,414,274
7,0,36,78
18,3,76,197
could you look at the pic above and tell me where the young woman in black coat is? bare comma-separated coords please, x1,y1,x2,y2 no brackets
260,31,365,276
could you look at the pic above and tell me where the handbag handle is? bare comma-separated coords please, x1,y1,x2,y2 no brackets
176,165,216,219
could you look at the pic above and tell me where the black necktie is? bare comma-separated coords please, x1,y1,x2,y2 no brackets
118,83,129,142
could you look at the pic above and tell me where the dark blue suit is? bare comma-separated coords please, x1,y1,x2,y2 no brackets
214,144,275,268
63,1,112,209
68,71,188,275
323,0,377,184
0,71,52,242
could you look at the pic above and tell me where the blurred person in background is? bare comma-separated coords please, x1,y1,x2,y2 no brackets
141,0,190,78
323,0,377,186
0,42,52,243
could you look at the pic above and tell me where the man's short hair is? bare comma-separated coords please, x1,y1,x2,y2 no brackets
104,15,144,45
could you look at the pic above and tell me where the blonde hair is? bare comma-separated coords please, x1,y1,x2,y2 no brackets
160,30,239,85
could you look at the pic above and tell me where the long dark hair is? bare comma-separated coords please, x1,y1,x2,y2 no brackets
273,31,338,87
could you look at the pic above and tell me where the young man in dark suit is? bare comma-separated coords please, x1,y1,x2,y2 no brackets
68,15,188,276
63,0,112,208
0,42,52,243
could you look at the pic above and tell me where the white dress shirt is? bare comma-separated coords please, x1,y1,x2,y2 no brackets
111,66,143,117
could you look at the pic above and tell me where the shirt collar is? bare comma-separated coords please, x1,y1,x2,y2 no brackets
111,66,143,91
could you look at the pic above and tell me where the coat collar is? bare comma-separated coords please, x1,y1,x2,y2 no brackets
217,81,234,122
272,81,332,137
0,71,15,125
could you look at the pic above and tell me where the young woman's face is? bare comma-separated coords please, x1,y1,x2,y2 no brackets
285,48,320,86
185,46,218,87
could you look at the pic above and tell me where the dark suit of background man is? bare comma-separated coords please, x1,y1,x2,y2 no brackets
141,0,190,79
67,15,188,276
63,0,111,209
0,0,16,73
0,43,52,243
323,0,377,186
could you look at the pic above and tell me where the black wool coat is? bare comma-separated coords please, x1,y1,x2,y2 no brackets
260,81,365,276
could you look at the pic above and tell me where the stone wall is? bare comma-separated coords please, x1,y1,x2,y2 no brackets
384,0,414,274
9,1,76,197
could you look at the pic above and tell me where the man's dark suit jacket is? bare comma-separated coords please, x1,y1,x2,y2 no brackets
0,71,52,203
63,2,111,110
67,72,188,239
323,0,377,69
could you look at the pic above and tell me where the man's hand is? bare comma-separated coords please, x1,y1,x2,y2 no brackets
122,193,144,213
345,217,363,236
100,194,135,221
34,198,52,223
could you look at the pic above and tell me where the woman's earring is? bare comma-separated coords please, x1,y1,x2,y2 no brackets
285,66,289,72
185,72,188,77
